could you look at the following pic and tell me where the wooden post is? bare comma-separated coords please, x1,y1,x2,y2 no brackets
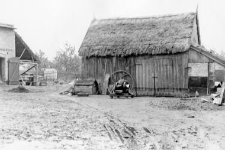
207,62,210,95
36,63,38,86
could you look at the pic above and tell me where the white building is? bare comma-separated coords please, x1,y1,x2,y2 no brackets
0,23,15,82
0,22,39,84
44,68,57,80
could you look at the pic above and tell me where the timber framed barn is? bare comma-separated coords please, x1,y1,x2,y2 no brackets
79,12,225,97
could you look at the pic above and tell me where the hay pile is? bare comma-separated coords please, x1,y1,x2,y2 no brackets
8,86,30,93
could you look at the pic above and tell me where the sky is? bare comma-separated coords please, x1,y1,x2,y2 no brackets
0,0,224,60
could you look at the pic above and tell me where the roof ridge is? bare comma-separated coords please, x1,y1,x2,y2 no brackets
94,12,196,22
0,22,15,29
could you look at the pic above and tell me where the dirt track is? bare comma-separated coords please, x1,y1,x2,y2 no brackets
0,85,225,150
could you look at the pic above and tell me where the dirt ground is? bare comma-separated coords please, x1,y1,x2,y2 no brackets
0,84,225,150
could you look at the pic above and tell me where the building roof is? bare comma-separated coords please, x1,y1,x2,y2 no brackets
0,22,15,29
191,45,225,67
79,12,197,57
75,79,97,86
15,32,40,62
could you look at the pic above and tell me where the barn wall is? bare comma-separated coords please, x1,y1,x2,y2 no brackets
81,50,225,97
81,56,136,94
135,52,189,97
188,50,211,95
188,49,225,95
81,52,189,97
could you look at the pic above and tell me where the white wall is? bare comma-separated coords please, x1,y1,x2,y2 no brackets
44,68,57,80
0,26,15,82
188,63,208,77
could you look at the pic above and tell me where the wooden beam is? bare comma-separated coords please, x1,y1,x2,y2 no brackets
20,65,35,75
36,63,38,86
19,48,26,59
31,56,34,63
207,62,209,95
191,46,225,67
20,61,37,65
196,5,201,45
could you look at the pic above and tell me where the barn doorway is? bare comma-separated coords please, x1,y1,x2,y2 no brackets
136,58,174,96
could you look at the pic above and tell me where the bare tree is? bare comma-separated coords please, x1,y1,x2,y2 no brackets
53,43,81,73
35,50,53,70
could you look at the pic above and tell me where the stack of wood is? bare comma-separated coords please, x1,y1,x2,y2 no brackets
74,79,98,95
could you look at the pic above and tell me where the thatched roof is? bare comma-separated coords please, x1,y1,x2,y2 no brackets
79,13,198,57
15,32,40,62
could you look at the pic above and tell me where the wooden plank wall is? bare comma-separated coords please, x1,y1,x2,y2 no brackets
81,56,136,94
135,53,189,97
82,52,189,97
81,50,225,97
188,50,213,95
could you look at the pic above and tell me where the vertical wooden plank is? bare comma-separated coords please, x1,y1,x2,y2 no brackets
178,55,181,91
159,58,163,92
151,58,154,95
136,63,139,88
140,61,143,91
185,52,189,89
164,58,167,94
149,60,152,95
147,59,150,94
180,54,183,89
174,57,177,92
183,54,186,89
138,59,141,89
155,58,158,92
177,55,180,91
156,58,160,93
163,58,167,94
180,54,184,90
154,59,158,94
146,59,149,94
142,59,146,92
170,59,174,90
158,58,161,94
